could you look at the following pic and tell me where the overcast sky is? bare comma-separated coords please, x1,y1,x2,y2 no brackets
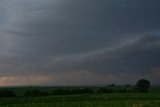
0,0,160,86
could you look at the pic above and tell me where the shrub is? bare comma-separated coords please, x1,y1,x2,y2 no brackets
82,88,94,94
126,84,130,87
51,88,70,95
70,88,83,94
25,89,48,97
96,88,114,93
126,88,138,93
51,88,94,95
117,89,126,93
0,90,15,98
110,84,115,87
41,91,50,96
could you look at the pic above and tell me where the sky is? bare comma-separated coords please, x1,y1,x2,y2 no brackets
0,0,160,86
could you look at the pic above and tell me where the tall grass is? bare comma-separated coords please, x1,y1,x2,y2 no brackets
0,93,160,107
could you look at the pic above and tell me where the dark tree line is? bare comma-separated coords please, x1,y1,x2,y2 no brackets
0,79,151,97
25,88,95,97
24,79,151,97
0,90,15,98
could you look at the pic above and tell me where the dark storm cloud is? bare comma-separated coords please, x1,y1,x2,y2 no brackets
0,0,160,85
1,35,160,85
46,35,160,74
2,0,160,58
44,35,160,84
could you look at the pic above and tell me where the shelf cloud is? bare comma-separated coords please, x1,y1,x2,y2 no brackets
0,0,160,85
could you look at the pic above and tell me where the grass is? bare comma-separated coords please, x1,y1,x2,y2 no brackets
0,93,160,107
0,86,160,107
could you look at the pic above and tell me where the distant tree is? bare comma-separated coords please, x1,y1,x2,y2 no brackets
82,88,94,94
41,91,50,96
136,79,150,93
0,90,15,98
126,88,138,93
117,89,126,93
51,88,70,95
25,89,45,97
96,88,114,93
70,88,83,94
110,84,115,87
51,88,95,95
126,84,130,87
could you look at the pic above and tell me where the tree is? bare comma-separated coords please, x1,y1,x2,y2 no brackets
51,88,70,95
110,83,115,87
0,90,15,98
25,89,44,97
96,88,114,93
82,88,94,94
136,79,150,93
126,84,130,87
70,88,83,94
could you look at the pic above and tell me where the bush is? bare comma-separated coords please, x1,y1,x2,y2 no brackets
25,89,49,97
0,90,15,98
70,88,83,94
51,88,94,95
82,88,94,94
69,88,94,94
116,89,126,93
96,88,114,93
41,91,50,96
51,88,70,95
110,84,115,87
126,88,138,93
126,84,130,87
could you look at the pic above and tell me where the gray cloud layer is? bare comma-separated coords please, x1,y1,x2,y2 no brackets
0,0,160,85
46,35,160,74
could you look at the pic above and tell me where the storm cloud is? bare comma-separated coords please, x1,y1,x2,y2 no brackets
0,0,160,85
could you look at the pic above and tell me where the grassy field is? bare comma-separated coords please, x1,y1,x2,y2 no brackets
0,93,160,107
0,86,160,107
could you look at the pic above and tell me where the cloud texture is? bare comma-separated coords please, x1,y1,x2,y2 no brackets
0,0,160,85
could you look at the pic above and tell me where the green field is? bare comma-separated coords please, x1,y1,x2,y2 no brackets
0,93,160,107
0,86,160,107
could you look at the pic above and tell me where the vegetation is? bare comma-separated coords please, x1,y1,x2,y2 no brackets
0,79,159,106
0,90,15,98
25,89,49,97
0,93,160,107
51,88,70,95
0,79,152,98
136,79,150,93
96,88,115,93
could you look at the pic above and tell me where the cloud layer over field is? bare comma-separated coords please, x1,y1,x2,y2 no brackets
0,0,160,85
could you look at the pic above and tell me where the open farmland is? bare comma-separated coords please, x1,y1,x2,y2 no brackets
0,93,160,107
0,86,160,107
